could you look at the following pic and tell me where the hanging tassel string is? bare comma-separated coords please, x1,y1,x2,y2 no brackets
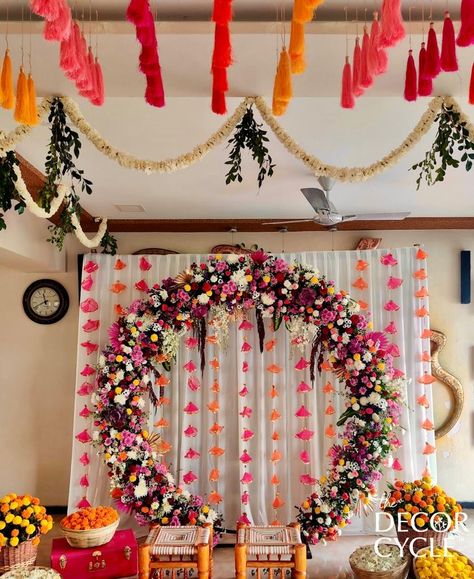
211,0,233,115
341,7,355,109
457,0,474,47
404,9,417,102
440,11,458,72
360,12,373,89
379,0,406,48
426,22,441,78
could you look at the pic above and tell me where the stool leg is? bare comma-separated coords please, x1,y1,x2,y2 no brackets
292,544,306,579
197,543,210,579
139,543,151,579
235,543,247,579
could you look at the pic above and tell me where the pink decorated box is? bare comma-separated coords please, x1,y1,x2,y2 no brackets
51,529,138,578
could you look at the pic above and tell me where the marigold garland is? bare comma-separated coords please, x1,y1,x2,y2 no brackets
93,251,403,542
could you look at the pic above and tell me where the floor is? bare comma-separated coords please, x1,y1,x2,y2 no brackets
32,512,474,579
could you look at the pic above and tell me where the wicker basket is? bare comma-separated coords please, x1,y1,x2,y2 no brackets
60,519,119,548
397,526,448,554
0,539,38,574
349,545,410,579
413,548,474,578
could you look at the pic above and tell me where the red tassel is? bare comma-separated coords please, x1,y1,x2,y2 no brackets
139,45,159,74
441,12,458,72
212,67,228,93
136,10,157,48
368,13,384,75
360,26,373,88
212,23,232,69
126,0,149,25
212,90,227,115
30,0,63,21
59,23,77,71
379,0,405,48
426,23,441,79
145,71,165,108
64,22,82,79
91,58,105,106
341,56,355,109
79,48,96,97
77,497,91,509
470,62,474,105
457,0,474,47
418,43,433,97
76,46,94,92
352,37,364,97
404,50,417,102
43,1,72,42
212,0,232,24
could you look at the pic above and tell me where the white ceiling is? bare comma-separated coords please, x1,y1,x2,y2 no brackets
0,4,472,221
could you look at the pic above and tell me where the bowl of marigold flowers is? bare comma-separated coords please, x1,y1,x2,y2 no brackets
60,506,119,548
0,494,53,572
383,477,463,554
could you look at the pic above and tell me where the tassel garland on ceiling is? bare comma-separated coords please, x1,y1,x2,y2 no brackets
379,0,406,48
14,67,29,124
457,0,474,47
289,20,305,74
418,42,433,97
360,25,373,88
404,50,417,102
272,48,292,116
1,49,15,109
27,73,39,125
426,23,441,79
43,1,72,42
440,12,458,72
29,0,64,21
341,56,355,109
211,0,233,114
470,62,474,105
352,37,363,97
91,58,104,106
126,0,165,108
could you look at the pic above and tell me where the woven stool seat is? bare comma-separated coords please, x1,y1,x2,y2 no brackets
147,526,211,557
237,526,301,556
235,523,306,579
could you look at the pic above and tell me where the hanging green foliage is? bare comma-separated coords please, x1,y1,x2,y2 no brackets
0,151,25,231
225,106,275,189
412,104,474,189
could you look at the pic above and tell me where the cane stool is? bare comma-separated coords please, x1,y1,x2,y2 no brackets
235,523,306,579
139,525,213,579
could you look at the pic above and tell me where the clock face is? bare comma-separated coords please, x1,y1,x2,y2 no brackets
23,279,69,324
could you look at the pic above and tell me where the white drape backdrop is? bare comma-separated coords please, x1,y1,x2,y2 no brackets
69,248,436,534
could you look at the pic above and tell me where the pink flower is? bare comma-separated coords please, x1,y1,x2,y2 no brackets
296,428,314,441
392,458,403,471
240,471,253,484
387,276,403,289
295,357,310,371
75,429,92,444
183,471,198,485
380,253,398,266
300,474,317,485
183,360,197,373
81,274,93,291
295,405,311,418
83,260,99,273
108,322,122,349
81,298,99,313
79,453,90,466
184,402,199,414
80,341,98,355
82,319,100,333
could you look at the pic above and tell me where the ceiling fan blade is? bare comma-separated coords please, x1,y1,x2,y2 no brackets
301,188,331,212
262,219,315,225
349,211,411,221
340,215,358,223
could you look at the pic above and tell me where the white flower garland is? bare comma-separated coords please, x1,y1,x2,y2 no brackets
13,163,107,249
0,96,472,183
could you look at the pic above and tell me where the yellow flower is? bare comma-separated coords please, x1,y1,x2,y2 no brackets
150,334,158,342
133,379,140,386
0,521,5,530
116,355,123,362
10,502,18,510
126,408,132,415
0,534,6,547
12,516,22,525
22,498,31,507
161,517,169,525
320,476,327,485
9,537,19,547
245,275,253,282
310,277,319,284
184,284,191,292
302,501,310,509
129,475,137,483
327,287,335,294
115,387,122,394
343,506,350,514
202,506,209,514
263,275,271,283
21,519,29,527
26,524,35,535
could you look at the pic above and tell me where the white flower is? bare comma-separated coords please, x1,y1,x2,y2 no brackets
134,477,148,498
162,501,172,514
231,269,248,290
261,293,275,306
227,254,239,264
210,275,218,283
160,290,168,300
114,393,127,405
128,450,138,460
198,293,210,304
92,431,100,441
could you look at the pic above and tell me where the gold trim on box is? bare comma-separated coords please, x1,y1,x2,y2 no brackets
430,330,464,439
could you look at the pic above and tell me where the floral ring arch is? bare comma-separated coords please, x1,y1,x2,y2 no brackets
93,251,402,543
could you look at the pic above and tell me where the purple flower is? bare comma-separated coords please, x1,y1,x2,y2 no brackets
131,345,144,364
216,261,227,272
299,288,316,307
274,258,288,272
108,323,122,349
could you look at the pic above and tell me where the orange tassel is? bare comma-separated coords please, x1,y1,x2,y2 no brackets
292,0,314,23
271,474,280,485
272,495,285,509
27,74,39,126
272,49,292,116
14,67,29,124
289,20,305,74
423,442,436,455
1,49,15,109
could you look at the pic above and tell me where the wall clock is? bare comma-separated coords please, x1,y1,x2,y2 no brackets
22,279,69,324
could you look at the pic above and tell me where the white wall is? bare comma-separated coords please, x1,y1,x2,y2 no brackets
0,229,472,504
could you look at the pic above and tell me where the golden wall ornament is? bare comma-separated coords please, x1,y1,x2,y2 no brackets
430,330,464,439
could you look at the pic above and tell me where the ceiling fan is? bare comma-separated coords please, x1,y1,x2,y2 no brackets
263,177,411,230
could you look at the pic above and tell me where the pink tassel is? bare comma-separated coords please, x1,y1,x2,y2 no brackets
59,27,77,71
80,341,98,355
82,319,100,332
80,297,98,313
368,13,388,75
352,37,364,97
43,1,72,41
457,0,474,47
441,12,458,72
418,43,433,96
239,319,254,330
341,56,355,109
30,0,63,21
80,474,89,488
360,26,373,88
77,497,91,509
145,72,165,108
91,58,105,106
77,47,94,92
80,364,96,376
379,0,405,48
183,471,198,484
135,279,149,292
470,62,474,104
79,453,90,466
79,49,96,98
139,256,152,271
77,382,93,396
295,357,310,370
426,23,441,78
64,22,82,80
79,405,92,418
404,50,417,102
73,34,89,85
126,0,150,25
75,429,92,444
